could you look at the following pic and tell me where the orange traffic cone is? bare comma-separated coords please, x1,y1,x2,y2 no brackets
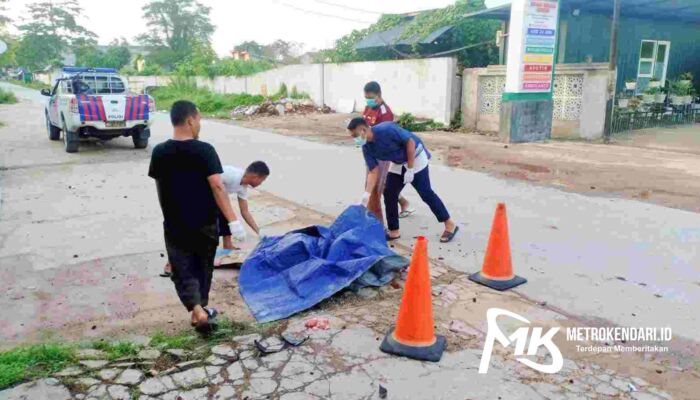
469,203,527,291
380,236,446,362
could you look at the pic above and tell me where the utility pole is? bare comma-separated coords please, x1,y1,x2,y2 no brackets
603,0,621,143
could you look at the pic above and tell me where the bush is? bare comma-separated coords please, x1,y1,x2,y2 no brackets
397,112,444,132
150,82,265,114
0,88,18,104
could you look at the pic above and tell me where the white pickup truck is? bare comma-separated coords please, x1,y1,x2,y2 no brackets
42,67,154,153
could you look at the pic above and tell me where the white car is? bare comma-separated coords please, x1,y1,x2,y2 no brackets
42,67,154,153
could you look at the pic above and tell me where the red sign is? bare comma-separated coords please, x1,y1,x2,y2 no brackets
523,73,553,82
524,64,552,72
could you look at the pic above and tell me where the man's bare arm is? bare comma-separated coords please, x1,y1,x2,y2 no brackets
365,167,379,194
238,198,260,234
207,174,238,223
406,139,416,169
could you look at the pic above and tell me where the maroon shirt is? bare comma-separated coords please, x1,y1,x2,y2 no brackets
362,102,394,126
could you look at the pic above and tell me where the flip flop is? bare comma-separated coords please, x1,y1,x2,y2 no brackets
399,208,416,218
205,307,219,319
440,226,460,243
386,233,401,241
159,271,172,278
194,313,219,334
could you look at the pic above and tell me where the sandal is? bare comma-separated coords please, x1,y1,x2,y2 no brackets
194,313,219,334
160,262,172,278
385,233,401,241
440,226,459,243
399,208,416,218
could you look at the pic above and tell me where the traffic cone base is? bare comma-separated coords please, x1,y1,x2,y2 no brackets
380,327,446,362
469,271,527,291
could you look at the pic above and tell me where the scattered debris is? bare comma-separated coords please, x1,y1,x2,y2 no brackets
231,98,332,119
304,317,330,330
255,337,286,354
615,276,626,281
379,384,388,399
281,332,309,347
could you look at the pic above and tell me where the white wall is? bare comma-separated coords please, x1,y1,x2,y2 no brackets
126,57,460,124
323,58,460,124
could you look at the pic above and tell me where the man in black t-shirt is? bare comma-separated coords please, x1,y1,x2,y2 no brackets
148,100,246,332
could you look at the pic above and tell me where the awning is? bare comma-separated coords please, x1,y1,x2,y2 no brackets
464,0,700,23
355,24,453,50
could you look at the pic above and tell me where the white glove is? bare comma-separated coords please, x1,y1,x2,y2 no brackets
360,191,370,207
228,220,247,241
403,168,415,185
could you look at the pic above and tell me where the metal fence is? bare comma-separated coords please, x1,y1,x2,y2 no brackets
612,103,700,134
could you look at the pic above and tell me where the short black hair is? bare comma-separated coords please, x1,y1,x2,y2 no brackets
347,117,368,130
246,161,270,176
363,81,381,95
170,100,199,126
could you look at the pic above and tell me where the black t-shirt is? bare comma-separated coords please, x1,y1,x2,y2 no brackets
148,139,223,239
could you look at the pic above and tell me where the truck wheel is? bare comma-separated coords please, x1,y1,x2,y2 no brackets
46,113,61,141
62,120,79,153
132,127,149,149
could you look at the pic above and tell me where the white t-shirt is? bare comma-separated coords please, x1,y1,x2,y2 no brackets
222,165,249,200
388,144,430,175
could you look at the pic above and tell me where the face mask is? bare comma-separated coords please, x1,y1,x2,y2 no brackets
366,99,378,108
354,136,366,146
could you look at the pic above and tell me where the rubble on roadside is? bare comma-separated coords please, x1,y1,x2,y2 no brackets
231,98,333,119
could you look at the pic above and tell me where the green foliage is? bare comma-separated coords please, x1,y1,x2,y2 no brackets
10,79,50,90
0,34,18,67
670,80,695,96
644,86,661,95
90,341,142,360
679,72,694,82
0,88,18,104
208,59,273,77
137,0,214,64
150,81,265,114
289,85,309,99
0,344,75,389
397,112,444,132
276,83,288,98
322,1,497,67
16,0,96,70
75,41,132,70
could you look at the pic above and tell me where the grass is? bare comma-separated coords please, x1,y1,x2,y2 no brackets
0,317,280,390
0,344,75,389
151,79,265,114
0,88,18,104
9,80,49,91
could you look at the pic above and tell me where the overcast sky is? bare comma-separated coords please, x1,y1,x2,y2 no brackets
6,0,457,55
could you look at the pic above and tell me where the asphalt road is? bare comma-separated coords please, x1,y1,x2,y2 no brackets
1,82,699,348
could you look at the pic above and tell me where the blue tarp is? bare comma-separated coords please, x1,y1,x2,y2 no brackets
239,206,408,322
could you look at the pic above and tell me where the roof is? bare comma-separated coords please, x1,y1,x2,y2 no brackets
355,24,453,50
467,0,700,23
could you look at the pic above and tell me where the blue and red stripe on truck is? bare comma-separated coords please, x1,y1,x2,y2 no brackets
76,94,150,122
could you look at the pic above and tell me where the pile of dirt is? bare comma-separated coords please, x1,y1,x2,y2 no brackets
232,98,333,119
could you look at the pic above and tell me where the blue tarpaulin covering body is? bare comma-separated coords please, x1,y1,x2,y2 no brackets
239,206,408,322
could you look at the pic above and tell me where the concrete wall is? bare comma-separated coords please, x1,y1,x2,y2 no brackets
125,57,461,124
322,58,461,124
462,63,609,140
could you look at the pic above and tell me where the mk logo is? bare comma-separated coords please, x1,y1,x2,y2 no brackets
479,308,563,374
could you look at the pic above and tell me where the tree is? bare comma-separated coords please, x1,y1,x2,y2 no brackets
16,0,96,70
262,40,302,63
0,0,10,31
137,0,215,66
232,41,265,57
75,39,132,69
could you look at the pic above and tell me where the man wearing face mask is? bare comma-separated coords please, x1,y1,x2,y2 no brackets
148,100,245,332
348,117,459,243
361,81,414,223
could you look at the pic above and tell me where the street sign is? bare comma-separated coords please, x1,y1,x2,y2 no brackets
504,0,560,94
0,40,7,55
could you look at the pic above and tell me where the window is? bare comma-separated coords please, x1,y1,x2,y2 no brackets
109,77,126,93
636,40,670,91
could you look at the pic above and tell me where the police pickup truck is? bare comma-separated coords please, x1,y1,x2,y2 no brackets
42,67,154,153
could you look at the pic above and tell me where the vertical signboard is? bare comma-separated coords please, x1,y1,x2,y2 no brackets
504,0,559,95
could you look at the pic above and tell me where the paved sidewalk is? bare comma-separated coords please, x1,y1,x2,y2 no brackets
0,317,673,400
